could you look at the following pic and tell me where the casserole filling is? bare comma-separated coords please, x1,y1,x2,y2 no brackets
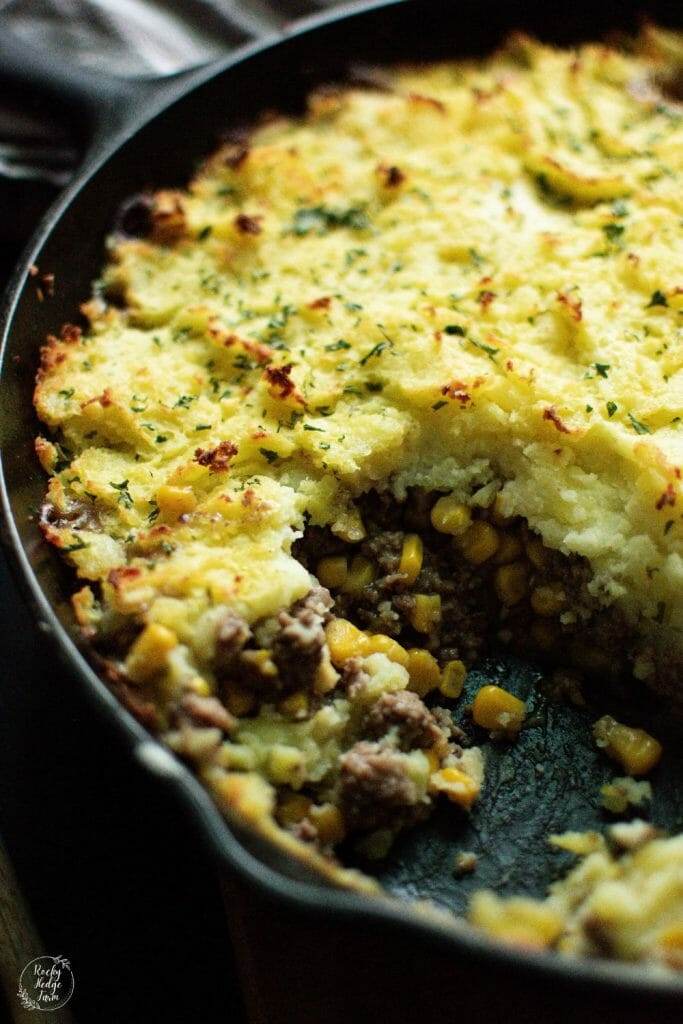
33,25,683,967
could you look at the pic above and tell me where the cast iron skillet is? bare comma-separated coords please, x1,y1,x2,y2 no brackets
1,1,682,1019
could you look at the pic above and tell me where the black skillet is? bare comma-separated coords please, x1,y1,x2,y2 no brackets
1,1,682,1021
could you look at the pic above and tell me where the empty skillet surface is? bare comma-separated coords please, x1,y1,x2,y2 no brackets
350,654,683,908
1,0,683,1007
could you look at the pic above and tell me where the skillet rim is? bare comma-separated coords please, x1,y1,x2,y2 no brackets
1,0,682,998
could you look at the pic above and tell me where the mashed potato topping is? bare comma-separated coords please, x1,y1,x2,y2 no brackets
34,26,683,963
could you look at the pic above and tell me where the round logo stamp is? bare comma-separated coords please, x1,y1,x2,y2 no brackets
18,956,74,1012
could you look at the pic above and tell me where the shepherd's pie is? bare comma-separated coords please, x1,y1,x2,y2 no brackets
34,25,683,965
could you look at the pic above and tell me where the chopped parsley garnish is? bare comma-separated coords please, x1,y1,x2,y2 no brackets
359,340,390,366
628,412,652,435
58,388,74,400
259,448,279,464
602,223,624,243
585,405,593,412
147,501,160,524
365,381,384,393
198,226,212,240
594,363,610,378
110,480,133,509
647,290,668,308
325,339,351,351
155,435,168,444
444,324,466,336
303,424,324,432
130,394,148,413
194,424,211,431
290,205,370,236
62,538,89,553
606,401,618,418
432,400,448,411
664,519,674,535
174,395,196,409
468,337,499,359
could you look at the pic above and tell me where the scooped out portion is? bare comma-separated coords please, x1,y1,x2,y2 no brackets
33,23,682,966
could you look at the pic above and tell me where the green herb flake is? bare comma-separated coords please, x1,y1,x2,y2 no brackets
432,400,448,411
109,480,133,509
198,226,212,241
606,401,618,418
130,395,148,413
194,424,212,431
325,339,351,352
303,424,324,432
628,412,652,435
468,337,499,359
664,519,674,535
444,324,466,336
174,395,196,409
62,538,89,553
155,435,168,444
58,388,75,400
290,205,369,236
594,363,610,378
602,223,624,243
359,340,390,366
647,290,668,308
147,501,160,524
259,448,279,464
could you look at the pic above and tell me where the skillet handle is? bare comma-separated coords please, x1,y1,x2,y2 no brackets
0,30,166,148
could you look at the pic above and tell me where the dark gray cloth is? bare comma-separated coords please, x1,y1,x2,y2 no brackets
0,0,346,255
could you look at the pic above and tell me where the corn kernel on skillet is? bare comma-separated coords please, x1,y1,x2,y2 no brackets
1,0,683,1007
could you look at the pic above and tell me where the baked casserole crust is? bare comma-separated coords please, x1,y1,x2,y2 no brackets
34,25,683,967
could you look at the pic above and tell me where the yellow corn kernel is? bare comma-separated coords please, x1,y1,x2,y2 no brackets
525,534,550,570
278,690,309,720
492,532,523,565
494,562,529,606
187,675,211,697
440,659,467,700
530,618,561,651
241,648,278,680
406,648,441,697
342,555,375,596
399,533,424,585
325,618,368,666
469,892,564,949
530,584,566,617
430,495,472,536
459,521,500,564
316,555,348,591
593,715,662,776
267,745,306,786
125,623,178,683
309,803,346,845
488,493,513,528
364,633,410,666
156,484,197,518
223,682,256,717
408,593,442,633
277,793,312,826
431,767,480,809
472,684,526,734
426,748,441,773
658,924,683,970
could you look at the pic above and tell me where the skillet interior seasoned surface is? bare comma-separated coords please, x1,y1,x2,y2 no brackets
6,0,683,970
